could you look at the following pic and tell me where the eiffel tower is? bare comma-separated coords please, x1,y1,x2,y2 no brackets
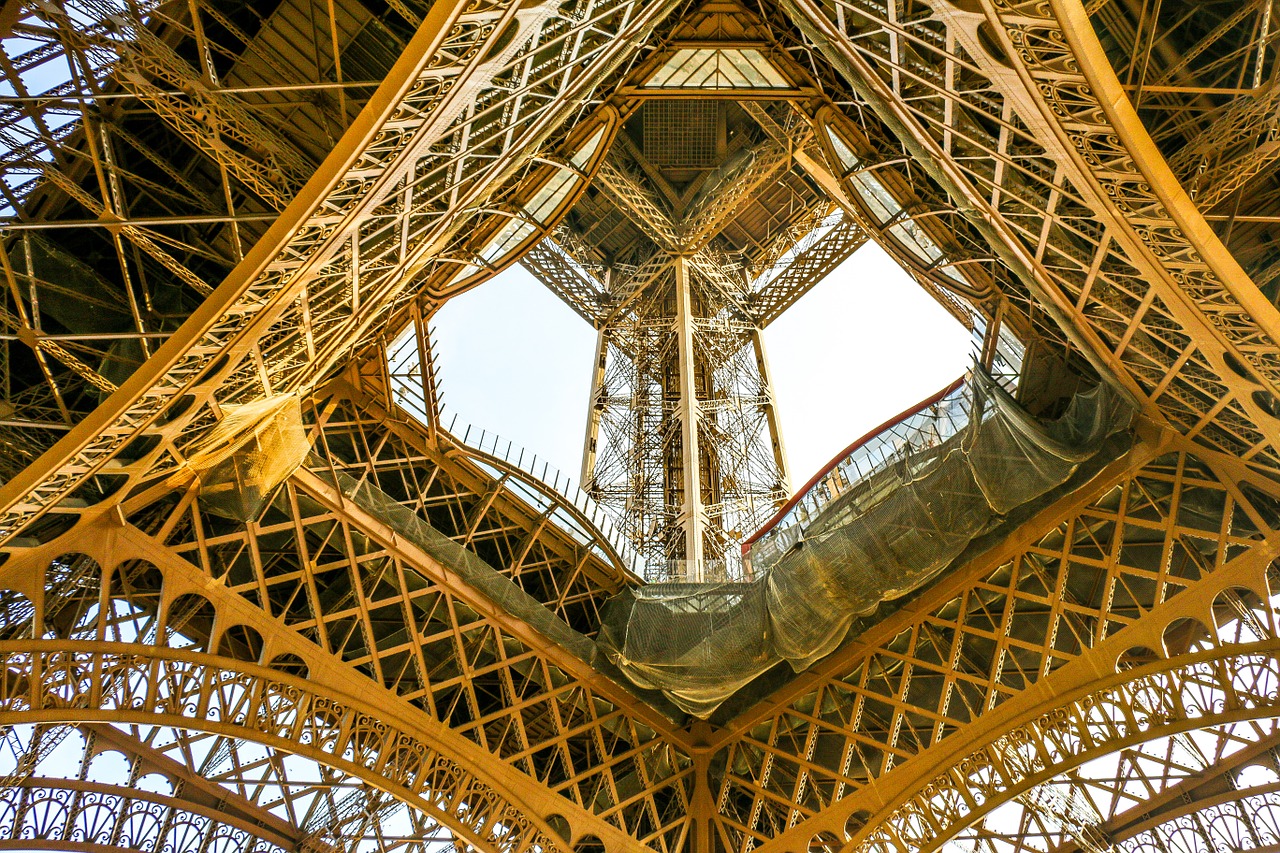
2,0,1280,851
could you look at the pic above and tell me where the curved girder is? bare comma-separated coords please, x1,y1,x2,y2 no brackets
0,720,325,848
855,638,1280,852
987,0,1280,447
779,0,1280,475
705,432,1280,852
0,506,687,851
793,493,1280,853
0,0,682,548
951,728,1280,851
1,772,296,853
6,1,1280,853
1103,780,1280,851
0,642,560,853
317,368,641,617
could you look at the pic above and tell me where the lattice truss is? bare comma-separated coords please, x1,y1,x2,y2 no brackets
3,0,1280,852
540,115,866,577
0,364,701,853
584,264,791,580
588,306,676,576
0,0,391,469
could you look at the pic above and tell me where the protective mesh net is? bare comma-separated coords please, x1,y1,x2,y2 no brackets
597,372,1135,716
310,464,600,665
179,394,313,521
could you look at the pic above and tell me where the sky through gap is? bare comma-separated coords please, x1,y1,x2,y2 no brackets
431,240,973,492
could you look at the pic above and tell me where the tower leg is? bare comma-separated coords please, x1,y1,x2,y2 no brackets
581,327,608,486
675,255,706,577
751,326,790,494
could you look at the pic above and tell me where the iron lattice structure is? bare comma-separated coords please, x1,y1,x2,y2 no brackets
1,1,1280,853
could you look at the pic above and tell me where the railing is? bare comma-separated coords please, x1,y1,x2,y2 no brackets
386,335,642,579
390,317,987,587
657,558,736,585
438,408,643,578
742,375,971,574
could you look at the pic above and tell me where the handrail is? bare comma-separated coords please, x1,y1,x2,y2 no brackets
742,374,967,554
439,408,643,581
387,325,643,583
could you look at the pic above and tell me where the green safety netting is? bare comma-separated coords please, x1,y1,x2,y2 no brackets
596,371,1135,717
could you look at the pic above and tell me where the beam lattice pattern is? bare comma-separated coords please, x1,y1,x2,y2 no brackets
3,0,1280,851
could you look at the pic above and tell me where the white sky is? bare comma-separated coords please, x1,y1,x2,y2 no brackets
431,240,973,493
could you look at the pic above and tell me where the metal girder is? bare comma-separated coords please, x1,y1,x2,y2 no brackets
745,210,865,327
707,432,1280,853
332,362,639,598
594,159,683,251
572,115,854,325
520,229,611,326
0,642,568,853
535,101,823,576
1,775,303,852
680,140,792,253
0,522,581,852
860,631,1280,852
1019,727,1280,851
568,152,795,575
291,465,667,726
0,0,681,545
8,1,1280,853
0,721,324,850
738,99,970,328
780,0,1280,477
0,452,694,851
35,0,313,210
984,0,1280,434
0,0,398,472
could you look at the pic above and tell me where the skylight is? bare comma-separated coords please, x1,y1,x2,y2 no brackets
645,48,791,89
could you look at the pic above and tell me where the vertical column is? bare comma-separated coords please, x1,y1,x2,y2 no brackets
751,326,790,495
979,297,1006,371
674,255,706,575
410,303,439,441
580,327,608,485
690,733,714,853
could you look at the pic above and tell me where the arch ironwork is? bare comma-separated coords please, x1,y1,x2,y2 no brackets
2,0,1280,851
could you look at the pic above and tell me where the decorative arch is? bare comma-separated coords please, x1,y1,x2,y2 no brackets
0,518,650,853
850,641,1280,852
0,776,291,853
1012,778,1280,852
0,642,564,853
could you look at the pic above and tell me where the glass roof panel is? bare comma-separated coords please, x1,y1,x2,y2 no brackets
825,126,861,169
889,218,945,266
524,170,580,224
447,219,538,285
570,125,608,169
645,48,790,89
850,172,901,224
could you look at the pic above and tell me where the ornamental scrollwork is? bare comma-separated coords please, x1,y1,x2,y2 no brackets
0,646,565,853
855,650,1280,853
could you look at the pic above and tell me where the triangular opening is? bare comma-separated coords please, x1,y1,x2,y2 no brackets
643,48,792,89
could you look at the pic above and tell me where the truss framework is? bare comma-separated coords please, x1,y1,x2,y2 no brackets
3,0,1280,852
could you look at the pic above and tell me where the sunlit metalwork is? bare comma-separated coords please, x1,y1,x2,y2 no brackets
3,0,1280,851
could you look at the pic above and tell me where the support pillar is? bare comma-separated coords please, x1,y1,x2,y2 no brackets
674,255,706,575
581,326,608,486
750,326,790,494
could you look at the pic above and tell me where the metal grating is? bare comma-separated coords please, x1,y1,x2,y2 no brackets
643,100,718,168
